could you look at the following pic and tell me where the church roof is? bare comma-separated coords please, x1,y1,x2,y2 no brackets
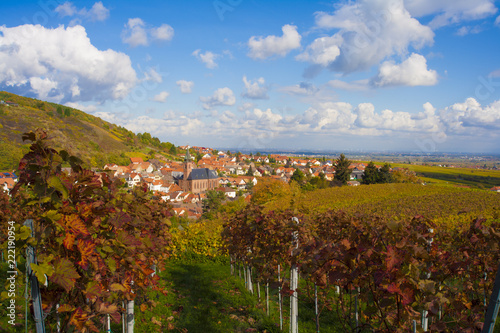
186,168,218,180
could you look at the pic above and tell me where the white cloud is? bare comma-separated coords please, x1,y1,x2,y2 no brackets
295,35,342,66
302,0,434,74
141,68,163,83
440,98,500,133
404,0,497,28
280,82,319,96
87,2,110,21
200,87,236,109
328,79,369,91
176,80,194,93
55,2,110,21
192,49,219,69
242,76,269,99
122,18,148,47
371,53,438,87
0,24,137,102
456,25,482,36
55,2,78,16
150,24,174,41
238,102,255,112
248,24,301,59
65,101,97,112
92,97,500,151
122,18,174,47
153,91,169,102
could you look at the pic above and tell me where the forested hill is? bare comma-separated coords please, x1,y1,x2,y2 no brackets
0,91,178,171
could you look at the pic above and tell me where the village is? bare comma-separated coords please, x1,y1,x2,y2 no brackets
2,145,499,221
0,145,370,219
100,146,370,219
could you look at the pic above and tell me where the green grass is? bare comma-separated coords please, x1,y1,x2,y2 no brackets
122,257,350,333
391,163,500,189
127,259,279,332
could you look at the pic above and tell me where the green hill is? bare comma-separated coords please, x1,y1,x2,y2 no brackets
0,91,179,171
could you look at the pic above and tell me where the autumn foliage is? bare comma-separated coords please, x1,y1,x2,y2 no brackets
222,203,500,332
1,130,172,332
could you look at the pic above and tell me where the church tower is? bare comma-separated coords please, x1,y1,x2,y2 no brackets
182,146,194,191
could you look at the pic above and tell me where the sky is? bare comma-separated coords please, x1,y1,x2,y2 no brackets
1,0,500,153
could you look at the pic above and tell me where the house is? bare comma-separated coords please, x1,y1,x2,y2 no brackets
0,178,15,193
491,186,500,192
217,186,236,198
347,181,360,186
126,173,142,187
178,149,219,193
350,168,365,180
5,101,19,107
130,157,144,164
172,208,186,216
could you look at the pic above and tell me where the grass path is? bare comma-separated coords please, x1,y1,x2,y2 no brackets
129,260,278,332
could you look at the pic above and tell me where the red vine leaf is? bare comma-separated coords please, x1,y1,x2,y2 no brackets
50,258,80,292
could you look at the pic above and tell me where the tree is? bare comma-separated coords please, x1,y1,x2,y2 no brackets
334,154,352,185
362,161,379,184
246,165,254,176
378,163,392,183
56,106,63,116
64,107,71,117
202,190,226,218
169,144,177,155
309,172,329,189
290,168,305,185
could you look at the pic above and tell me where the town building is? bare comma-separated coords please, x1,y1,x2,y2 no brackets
178,148,218,193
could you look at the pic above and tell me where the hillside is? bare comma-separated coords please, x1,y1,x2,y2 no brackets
0,91,179,171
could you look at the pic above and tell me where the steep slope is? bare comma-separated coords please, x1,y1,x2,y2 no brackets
0,91,177,171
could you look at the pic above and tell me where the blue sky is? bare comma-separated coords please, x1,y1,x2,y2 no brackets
1,0,500,153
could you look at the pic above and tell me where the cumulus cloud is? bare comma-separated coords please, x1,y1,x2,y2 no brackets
122,18,148,47
176,80,194,93
440,98,500,134
122,18,174,47
200,87,236,109
299,0,434,74
248,24,301,59
242,76,269,99
55,1,110,22
0,24,137,102
150,24,174,41
153,91,169,102
192,50,219,69
404,0,497,28
93,96,500,151
371,53,438,87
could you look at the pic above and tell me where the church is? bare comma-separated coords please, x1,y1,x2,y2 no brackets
178,148,219,193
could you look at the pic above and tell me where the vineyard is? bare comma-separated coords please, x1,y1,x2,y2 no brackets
2,130,500,332
221,180,500,332
0,130,173,331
